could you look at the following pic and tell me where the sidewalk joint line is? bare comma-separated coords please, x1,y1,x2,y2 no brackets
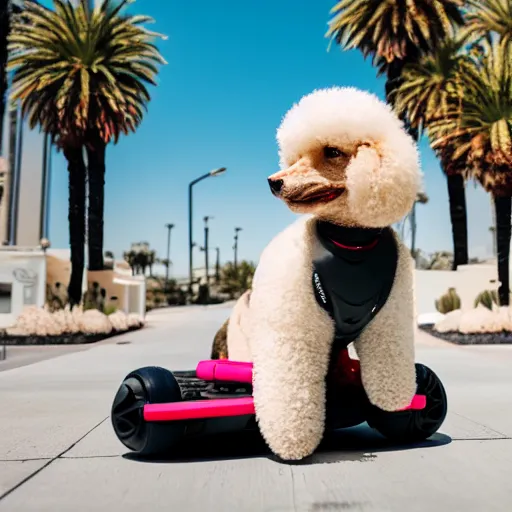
451,411,510,438
452,437,512,441
0,416,108,502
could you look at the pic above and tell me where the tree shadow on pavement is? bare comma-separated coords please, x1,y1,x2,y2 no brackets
123,423,451,465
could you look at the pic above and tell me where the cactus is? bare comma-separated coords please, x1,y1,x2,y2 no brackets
474,289,500,310
435,287,461,314
45,282,69,312
84,282,107,312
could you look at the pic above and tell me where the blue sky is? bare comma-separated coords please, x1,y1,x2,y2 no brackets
42,0,494,277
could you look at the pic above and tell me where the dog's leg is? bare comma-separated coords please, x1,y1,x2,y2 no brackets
354,236,417,411
248,219,335,460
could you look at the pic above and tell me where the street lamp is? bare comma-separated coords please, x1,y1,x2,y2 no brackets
199,216,214,303
164,223,174,289
234,227,242,272
202,216,213,286
188,167,227,292
215,247,221,283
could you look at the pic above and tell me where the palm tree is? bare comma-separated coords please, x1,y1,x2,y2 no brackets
7,0,165,292
461,0,512,53
123,249,137,276
392,38,476,269
326,0,465,111
123,242,155,276
219,260,256,298
429,43,512,305
326,0,465,259
147,250,156,276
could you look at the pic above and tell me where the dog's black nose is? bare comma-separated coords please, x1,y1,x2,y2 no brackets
268,178,284,194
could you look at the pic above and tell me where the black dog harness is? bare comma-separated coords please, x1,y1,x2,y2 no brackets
312,220,398,349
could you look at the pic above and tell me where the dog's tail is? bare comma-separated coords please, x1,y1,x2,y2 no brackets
210,317,229,359
210,289,252,361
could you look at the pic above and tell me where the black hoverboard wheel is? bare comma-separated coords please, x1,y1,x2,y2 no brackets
111,366,185,456
368,363,448,443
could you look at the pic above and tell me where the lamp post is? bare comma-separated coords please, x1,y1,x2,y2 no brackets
165,223,174,289
200,216,213,303
233,227,242,273
215,247,221,283
203,216,213,286
188,167,226,293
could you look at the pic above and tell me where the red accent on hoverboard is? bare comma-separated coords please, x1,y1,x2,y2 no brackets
398,394,427,411
142,393,426,422
143,397,255,421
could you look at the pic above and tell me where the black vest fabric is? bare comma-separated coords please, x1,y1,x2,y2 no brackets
312,221,398,348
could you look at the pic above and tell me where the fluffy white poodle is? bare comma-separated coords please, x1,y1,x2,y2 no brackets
217,87,422,461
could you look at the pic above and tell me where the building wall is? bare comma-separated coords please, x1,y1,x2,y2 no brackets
15,126,47,246
0,249,46,328
0,109,49,248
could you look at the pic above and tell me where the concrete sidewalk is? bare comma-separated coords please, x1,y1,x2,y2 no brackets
0,304,511,511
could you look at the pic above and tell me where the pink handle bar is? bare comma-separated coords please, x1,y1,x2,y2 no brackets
196,360,253,384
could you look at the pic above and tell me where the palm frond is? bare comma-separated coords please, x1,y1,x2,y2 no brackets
429,43,512,194
461,0,512,52
326,0,464,73
7,0,166,148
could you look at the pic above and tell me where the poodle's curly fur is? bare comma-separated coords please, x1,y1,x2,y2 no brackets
214,87,422,461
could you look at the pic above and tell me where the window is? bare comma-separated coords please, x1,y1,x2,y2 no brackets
0,283,13,314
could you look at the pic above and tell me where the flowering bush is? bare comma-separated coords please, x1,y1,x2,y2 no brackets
434,305,512,334
6,305,144,337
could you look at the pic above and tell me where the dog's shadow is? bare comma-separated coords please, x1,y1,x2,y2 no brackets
122,423,451,466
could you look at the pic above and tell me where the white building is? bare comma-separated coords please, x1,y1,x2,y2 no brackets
0,0,146,327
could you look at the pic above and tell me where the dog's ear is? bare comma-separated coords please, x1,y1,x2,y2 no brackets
348,141,381,176
346,139,418,227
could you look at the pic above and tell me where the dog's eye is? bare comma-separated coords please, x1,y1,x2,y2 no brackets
324,146,346,159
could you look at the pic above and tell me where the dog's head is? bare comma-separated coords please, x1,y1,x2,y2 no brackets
270,87,422,228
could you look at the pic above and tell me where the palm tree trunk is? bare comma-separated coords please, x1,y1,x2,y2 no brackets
385,59,405,107
86,141,106,271
0,0,9,155
64,146,87,307
5,105,18,243
447,173,469,269
386,58,421,257
494,194,511,306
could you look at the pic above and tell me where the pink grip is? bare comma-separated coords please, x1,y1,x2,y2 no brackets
196,360,253,383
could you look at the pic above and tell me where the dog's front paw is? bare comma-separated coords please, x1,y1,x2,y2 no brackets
363,363,417,412
267,434,321,462
254,385,326,461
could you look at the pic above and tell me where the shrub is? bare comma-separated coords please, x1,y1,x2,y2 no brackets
6,305,144,337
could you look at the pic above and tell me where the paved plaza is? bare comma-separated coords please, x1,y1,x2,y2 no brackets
1,303,512,511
